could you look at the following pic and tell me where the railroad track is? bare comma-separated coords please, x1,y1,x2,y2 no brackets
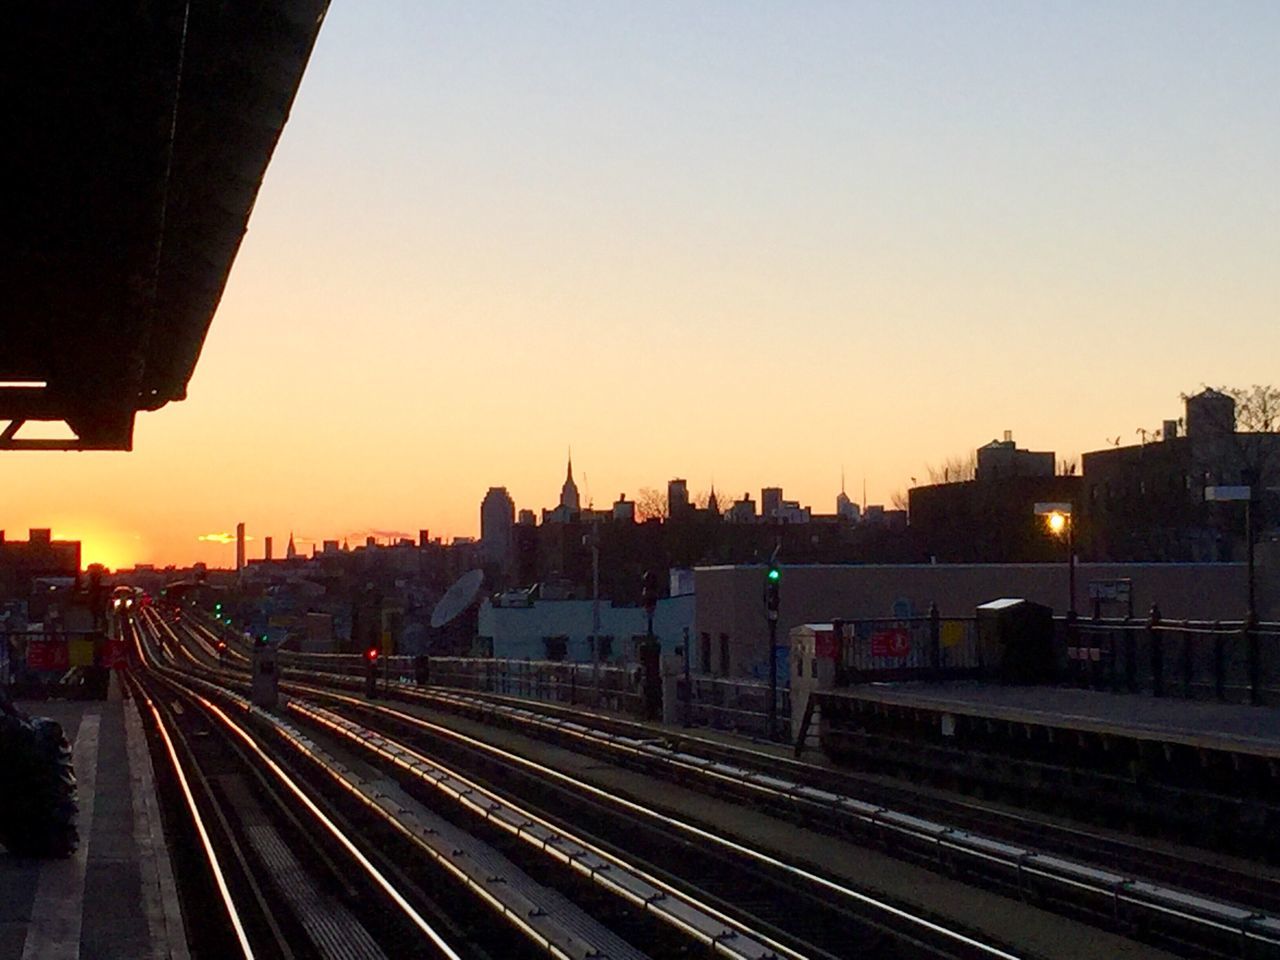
139,612,983,959
130,616,648,960
149,609,1280,958
127,669,461,958
372,682,1280,912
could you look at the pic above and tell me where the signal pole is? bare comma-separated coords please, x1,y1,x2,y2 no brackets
765,559,781,741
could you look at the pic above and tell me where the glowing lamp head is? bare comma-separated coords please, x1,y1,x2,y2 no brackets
1046,511,1067,535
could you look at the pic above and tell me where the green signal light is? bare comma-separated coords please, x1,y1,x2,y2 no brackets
767,568,780,582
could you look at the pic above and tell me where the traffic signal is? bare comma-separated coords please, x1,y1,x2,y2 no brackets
765,563,780,618
642,570,660,615
364,646,379,698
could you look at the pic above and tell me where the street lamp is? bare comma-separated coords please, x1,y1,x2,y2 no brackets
1035,502,1075,616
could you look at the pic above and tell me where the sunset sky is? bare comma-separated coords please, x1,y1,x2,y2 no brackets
6,2,1279,569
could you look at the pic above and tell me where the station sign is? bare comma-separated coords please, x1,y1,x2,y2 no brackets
1088,578,1132,604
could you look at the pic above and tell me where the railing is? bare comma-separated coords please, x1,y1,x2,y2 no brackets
1058,613,1280,705
682,674,788,737
428,657,645,716
2,630,114,699
838,614,983,683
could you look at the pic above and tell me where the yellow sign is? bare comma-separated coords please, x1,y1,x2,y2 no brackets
940,621,966,649
69,638,96,667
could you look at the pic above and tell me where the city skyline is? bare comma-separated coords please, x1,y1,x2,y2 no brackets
3,3,1277,568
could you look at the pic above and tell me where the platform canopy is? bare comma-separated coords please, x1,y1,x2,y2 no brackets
1,2,330,450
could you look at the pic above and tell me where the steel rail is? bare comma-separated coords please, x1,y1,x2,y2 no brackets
282,696,809,960
133,679,256,959
289,684,1021,960
134,628,660,960
132,616,467,960
389,684,1280,954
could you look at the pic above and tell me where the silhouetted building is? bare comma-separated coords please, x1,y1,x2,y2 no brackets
0,529,81,600
910,475,1084,562
725,493,756,523
611,495,635,523
263,536,273,561
480,486,515,569
668,479,691,520
543,454,581,523
235,522,246,572
1082,389,1280,561
976,432,1054,481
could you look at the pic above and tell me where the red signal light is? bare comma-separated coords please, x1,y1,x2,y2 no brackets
365,647,379,662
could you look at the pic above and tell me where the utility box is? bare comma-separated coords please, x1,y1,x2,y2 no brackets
788,623,840,743
975,598,1054,684
250,641,279,708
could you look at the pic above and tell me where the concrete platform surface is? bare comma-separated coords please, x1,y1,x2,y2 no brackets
0,694,188,960
827,682,1280,758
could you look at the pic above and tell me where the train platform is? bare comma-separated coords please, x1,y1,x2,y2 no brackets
815,681,1280,759
811,681,1280,858
0,684,188,960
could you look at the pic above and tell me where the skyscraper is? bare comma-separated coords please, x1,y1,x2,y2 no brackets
235,522,245,572
559,454,580,514
481,487,516,567
667,478,690,519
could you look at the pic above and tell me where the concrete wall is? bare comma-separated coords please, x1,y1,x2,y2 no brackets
694,561,1273,680
478,595,694,662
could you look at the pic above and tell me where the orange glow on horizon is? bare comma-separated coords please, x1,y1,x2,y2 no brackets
52,530,133,573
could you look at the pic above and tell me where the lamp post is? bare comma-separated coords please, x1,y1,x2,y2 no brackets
1035,502,1075,615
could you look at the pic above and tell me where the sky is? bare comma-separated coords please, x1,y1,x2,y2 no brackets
5,1,1279,569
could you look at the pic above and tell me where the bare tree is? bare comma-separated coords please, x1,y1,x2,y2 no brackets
1182,384,1280,487
1058,457,1078,476
925,450,977,484
634,487,668,522
889,489,909,511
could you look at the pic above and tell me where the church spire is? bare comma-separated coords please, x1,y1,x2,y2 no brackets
286,531,298,560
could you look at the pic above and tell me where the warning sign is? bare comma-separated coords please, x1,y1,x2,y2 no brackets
870,628,911,658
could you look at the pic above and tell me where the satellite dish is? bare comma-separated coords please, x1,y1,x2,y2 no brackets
431,569,484,629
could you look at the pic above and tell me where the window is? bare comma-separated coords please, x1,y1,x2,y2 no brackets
719,633,730,677
543,636,567,662
700,632,712,674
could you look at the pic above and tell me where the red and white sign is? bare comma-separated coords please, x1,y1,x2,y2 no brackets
870,628,911,659
27,640,70,671
814,629,840,660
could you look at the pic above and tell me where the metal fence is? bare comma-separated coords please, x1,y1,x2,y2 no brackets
837,614,983,683
682,674,787,737
427,657,645,716
2,631,114,699
1056,614,1280,705
275,646,786,731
